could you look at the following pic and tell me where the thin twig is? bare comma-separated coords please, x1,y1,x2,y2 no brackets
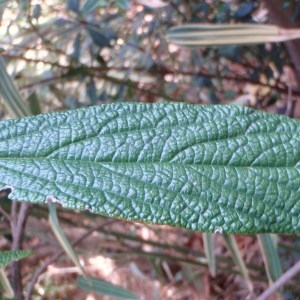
25,220,116,300
169,1,186,20
11,203,30,300
285,84,296,117
11,202,18,231
257,260,300,300
0,205,11,222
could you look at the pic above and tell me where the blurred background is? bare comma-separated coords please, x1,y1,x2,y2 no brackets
1,0,300,299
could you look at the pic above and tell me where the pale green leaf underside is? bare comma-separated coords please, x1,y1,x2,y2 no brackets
0,103,300,234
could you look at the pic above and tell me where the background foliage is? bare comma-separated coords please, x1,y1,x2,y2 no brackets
1,0,297,113
1,0,300,299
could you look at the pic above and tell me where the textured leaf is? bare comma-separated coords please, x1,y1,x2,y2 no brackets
0,103,300,234
0,250,32,269
0,251,31,299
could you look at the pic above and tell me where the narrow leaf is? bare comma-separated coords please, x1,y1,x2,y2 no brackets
48,202,86,277
0,103,300,234
166,24,300,47
81,0,106,15
258,234,282,283
77,275,138,299
223,234,253,292
27,92,41,115
0,58,31,118
203,233,216,276
67,0,80,13
86,26,112,47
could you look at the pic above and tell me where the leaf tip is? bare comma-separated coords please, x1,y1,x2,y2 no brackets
214,228,223,235
0,185,14,197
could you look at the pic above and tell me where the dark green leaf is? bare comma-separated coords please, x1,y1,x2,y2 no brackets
71,33,81,61
234,3,254,19
81,0,106,15
67,0,80,13
116,0,130,10
0,103,300,234
87,78,98,104
27,92,41,115
32,4,41,19
86,26,112,47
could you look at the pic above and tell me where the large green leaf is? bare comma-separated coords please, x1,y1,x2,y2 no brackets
0,103,299,234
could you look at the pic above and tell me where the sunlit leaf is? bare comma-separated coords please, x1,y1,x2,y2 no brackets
0,103,300,234
166,24,300,47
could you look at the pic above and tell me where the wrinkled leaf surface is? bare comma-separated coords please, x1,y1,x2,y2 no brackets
0,103,299,233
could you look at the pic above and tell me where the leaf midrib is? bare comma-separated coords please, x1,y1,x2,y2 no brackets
2,121,297,166
0,159,280,227
0,156,300,167
0,158,298,198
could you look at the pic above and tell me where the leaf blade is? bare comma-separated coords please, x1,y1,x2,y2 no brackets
48,201,86,277
166,24,300,47
0,103,299,234
77,275,138,299
203,233,216,276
